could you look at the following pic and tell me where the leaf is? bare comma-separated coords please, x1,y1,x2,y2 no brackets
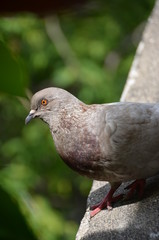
0,42,28,97
0,185,37,240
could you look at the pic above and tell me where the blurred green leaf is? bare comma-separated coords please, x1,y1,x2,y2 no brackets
0,185,37,240
0,42,28,96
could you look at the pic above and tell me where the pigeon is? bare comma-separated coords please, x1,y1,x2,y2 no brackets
25,87,159,217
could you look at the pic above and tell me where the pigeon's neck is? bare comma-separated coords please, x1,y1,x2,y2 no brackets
50,101,87,134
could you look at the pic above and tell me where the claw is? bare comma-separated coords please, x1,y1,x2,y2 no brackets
90,183,122,217
90,179,146,218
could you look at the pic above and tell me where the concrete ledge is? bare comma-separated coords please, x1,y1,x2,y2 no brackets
76,0,159,239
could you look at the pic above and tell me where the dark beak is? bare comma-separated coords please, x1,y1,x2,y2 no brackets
25,110,36,125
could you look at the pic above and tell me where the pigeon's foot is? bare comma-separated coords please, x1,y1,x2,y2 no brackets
90,179,146,218
90,183,122,218
124,179,146,199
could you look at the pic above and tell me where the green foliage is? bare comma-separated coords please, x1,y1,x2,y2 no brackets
0,186,36,240
0,1,155,239
0,42,28,96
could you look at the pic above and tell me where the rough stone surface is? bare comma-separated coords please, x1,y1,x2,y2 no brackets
76,1,159,239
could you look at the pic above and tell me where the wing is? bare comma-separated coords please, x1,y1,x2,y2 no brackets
103,102,159,179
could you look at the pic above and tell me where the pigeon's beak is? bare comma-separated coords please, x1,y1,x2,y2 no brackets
25,109,36,125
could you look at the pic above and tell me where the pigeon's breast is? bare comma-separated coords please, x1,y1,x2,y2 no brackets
53,128,103,178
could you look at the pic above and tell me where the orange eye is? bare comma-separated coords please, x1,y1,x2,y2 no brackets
41,99,48,106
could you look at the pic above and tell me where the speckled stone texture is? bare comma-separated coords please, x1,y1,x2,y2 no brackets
76,0,159,239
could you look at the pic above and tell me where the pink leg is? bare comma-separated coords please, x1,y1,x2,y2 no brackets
90,179,146,218
125,179,146,199
90,183,122,218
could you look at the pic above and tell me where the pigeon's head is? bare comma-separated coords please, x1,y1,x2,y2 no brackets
25,87,77,125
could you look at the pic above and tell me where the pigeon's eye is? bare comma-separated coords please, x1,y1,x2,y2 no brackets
41,99,48,106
